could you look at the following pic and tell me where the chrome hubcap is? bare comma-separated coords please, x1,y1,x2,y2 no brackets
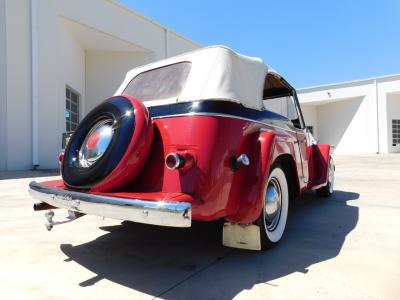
264,177,282,231
78,119,114,168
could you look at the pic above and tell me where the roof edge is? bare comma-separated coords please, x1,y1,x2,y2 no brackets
106,0,203,48
124,45,269,77
298,73,400,93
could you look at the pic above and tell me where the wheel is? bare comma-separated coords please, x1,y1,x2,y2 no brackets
316,157,334,197
62,95,153,191
255,166,289,249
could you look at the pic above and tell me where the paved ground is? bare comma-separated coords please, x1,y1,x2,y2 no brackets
0,155,399,299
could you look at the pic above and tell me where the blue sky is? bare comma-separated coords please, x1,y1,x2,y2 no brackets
121,0,400,88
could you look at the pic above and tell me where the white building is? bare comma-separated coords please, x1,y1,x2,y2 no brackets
0,1,399,171
0,0,201,171
298,74,400,155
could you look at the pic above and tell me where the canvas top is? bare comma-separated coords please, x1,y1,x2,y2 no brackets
115,45,293,111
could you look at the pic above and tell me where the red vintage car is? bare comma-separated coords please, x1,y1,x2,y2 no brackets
29,46,334,250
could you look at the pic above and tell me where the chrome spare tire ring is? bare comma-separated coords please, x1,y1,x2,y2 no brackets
78,118,114,168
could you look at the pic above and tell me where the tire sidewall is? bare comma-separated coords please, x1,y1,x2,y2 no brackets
262,166,289,244
316,156,334,197
62,97,136,189
327,157,334,194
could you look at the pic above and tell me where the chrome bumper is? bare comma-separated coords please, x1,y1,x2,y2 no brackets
29,181,192,227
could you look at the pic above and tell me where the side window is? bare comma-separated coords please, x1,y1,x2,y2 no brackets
122,62,191,102
263,96,301,128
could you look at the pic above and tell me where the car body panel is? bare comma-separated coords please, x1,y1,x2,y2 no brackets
37,109,331,224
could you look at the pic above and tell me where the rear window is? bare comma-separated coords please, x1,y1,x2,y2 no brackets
122,62,191,102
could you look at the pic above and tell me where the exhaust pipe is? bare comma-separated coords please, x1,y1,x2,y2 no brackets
165,153,186,170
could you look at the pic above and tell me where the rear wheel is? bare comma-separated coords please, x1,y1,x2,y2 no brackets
255,166,289,250
316,157,334,197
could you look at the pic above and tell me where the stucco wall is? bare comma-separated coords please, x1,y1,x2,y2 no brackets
85,51,155,113
299,82,381,154
316,97,371,154
301,105,318,138
4,0,32,170
1,0,201,170
59,20,85,116
169,32,199,57
0,0,7,170
56,0,166,60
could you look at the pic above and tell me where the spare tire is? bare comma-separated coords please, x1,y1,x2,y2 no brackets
62,95,153,191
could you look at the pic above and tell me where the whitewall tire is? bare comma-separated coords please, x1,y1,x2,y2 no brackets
256,166,289,249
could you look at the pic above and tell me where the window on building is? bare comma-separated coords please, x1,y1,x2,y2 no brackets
306,126,314,134
393,119,400,146
66,86,80,132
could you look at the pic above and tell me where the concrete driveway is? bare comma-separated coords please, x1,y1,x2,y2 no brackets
0,155,399,299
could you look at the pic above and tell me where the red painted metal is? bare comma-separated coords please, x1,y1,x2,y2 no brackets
307,144,331,190
42,114,330,224
86,131,100,150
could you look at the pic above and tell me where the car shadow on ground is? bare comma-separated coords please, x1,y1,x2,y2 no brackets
60,190,359,299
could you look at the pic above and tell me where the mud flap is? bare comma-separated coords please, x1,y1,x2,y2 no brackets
222,223,261,251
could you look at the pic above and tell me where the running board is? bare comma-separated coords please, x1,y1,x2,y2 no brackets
222,223,261,251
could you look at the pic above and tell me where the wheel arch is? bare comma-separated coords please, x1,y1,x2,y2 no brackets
226,129,301,223
272,153,301,202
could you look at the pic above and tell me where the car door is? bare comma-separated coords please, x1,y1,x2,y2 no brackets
288,94,309,184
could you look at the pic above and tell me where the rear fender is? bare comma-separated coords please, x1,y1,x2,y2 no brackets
226,130,298,224
307,144,331,189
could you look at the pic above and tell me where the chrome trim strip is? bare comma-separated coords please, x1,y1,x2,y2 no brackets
151,112,299,133
29,181,191,228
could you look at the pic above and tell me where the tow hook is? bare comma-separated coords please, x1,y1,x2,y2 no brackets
44,210,85,231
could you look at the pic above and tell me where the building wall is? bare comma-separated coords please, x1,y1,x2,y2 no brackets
4,0,32,170
0,0,7,170
386,93,400,153
299,82,380,154
1,0,201,170
33,13,87,169
299,77,400,154
169,32,200,57
375,79,400,153
35,0,83,169
301,105,318,138
316,97,369,154
85,51,155,112
56,0,166,60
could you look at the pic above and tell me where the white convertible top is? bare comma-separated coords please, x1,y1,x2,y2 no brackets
115,45,291,110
